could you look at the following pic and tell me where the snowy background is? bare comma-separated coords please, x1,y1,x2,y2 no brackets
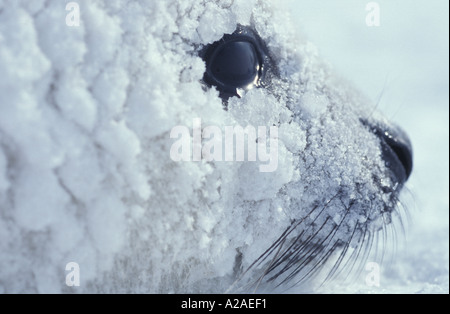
286,0,449,293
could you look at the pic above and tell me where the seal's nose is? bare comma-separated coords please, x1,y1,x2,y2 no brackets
364,121,413,185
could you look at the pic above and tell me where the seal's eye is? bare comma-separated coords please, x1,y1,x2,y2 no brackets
208,41,260,90
200,26,270,101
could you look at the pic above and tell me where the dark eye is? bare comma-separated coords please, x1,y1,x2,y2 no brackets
200,26,270,100
210,41,259,88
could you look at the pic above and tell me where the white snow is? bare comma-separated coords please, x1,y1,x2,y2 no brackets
0,0,447,294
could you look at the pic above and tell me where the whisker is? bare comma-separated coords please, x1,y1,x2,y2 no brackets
321,221,359,286
341,225,369,283
269,217,331,284
252,234,289,294
228,173,411,293
277,202,354,288
293,203,355,283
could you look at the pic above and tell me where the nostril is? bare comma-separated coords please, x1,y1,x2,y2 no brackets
362,120,413,184
382,131,413,181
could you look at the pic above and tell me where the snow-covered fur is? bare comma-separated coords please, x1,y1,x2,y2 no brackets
0,0,405,293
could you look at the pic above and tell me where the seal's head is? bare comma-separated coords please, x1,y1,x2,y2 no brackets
0,0,413,293
194,22,413,291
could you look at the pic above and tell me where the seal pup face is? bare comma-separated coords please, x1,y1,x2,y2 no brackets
196,19,413,292
0,0,413,293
